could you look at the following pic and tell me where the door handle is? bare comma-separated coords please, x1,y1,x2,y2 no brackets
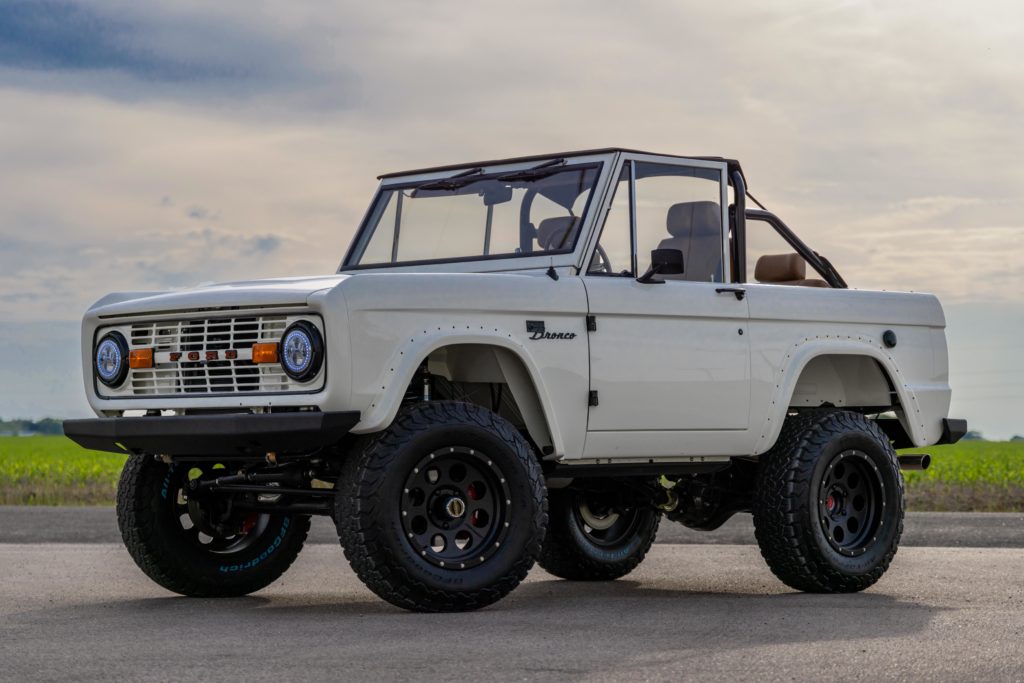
715,287,746,301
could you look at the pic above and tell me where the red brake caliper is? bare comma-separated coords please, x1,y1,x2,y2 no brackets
240,513,258,535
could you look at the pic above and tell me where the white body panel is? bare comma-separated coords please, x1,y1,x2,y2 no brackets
583,278,750,453
77,150,956,461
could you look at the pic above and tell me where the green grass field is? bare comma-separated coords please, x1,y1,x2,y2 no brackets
0,436,127,505
900,441,1024,512
1,436,1022,510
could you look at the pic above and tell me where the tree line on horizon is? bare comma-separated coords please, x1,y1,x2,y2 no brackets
0,418,65,436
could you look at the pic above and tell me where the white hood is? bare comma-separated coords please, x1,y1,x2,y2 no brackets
88,274,348,317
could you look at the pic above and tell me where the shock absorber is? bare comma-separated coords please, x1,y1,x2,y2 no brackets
421,364,432,401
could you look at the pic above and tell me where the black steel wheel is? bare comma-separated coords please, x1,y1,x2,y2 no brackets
753,410,904,593
818,450,885,556
399,446,513,570
336,401,547,612
538,486,659,581
117,455,310,597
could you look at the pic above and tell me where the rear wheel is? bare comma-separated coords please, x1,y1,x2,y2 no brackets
117,455,310,597
753,410,904,593
538,486,659,581
336,401,547,612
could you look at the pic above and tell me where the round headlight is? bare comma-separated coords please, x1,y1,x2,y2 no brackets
95,332,129,387
279,321,324,382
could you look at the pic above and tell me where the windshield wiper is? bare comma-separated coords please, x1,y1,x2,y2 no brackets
496,158,567,182
414,167,484,192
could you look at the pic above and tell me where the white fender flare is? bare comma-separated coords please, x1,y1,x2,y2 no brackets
351,330,564,456
753,335,926,454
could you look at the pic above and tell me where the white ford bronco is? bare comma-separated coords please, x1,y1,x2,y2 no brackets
65,148,966,612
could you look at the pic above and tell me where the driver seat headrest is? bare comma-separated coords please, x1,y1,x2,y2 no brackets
666,201,720,238
536,216,580,251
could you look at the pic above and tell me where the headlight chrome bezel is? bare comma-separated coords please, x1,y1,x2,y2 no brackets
95,332,130,388
279,321,324,382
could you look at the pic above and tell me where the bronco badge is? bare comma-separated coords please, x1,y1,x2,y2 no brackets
525,320,577,340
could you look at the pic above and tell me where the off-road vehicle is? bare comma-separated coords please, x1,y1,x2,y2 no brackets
65,148,965,611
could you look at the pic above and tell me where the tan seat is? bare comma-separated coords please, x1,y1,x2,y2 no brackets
536,216,580,251
754,253,829,287
656,201,723,282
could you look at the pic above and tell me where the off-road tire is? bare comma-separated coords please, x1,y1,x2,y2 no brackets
538,487,659,581
335,401,547,612
117,454,310,597
753,409,904,593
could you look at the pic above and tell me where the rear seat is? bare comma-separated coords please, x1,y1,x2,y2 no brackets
754,253,829,287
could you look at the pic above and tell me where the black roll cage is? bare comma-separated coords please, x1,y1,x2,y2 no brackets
728,170,847,289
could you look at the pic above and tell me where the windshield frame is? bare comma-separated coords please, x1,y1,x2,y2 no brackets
339,153,614,273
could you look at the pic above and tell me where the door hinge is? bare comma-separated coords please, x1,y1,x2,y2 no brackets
588,390,599,407
585,314,597,332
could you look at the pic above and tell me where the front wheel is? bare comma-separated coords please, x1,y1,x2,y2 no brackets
117,455,310,597
753,410,904,593
538,486,659,581
335,401,547,612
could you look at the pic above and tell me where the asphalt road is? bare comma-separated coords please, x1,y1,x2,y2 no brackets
2,541,1023,682
1,509,1023,681
2,506,1022,547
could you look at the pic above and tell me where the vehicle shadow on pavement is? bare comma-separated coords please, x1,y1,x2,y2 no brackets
6,576,948,682
501,578,947,645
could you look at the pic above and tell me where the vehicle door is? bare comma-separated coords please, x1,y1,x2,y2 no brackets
581,154,751,458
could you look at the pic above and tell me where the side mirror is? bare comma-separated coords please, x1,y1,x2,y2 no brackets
637,248,684,284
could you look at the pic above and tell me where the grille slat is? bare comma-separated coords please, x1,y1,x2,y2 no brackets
123,314,311,396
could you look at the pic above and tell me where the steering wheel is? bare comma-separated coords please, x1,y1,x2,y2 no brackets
590,244,614,274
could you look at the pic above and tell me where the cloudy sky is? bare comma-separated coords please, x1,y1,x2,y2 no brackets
0,0,1021,437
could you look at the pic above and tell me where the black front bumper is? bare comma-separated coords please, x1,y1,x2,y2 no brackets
63,411,361,458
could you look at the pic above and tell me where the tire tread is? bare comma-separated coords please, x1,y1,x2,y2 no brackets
752,409,904,593
335,401,547,612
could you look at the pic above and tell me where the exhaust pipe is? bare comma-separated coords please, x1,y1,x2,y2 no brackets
898,454,931,471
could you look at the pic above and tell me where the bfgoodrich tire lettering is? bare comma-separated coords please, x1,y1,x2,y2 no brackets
117,454,310,597
335,401,547,612
753,409,905,593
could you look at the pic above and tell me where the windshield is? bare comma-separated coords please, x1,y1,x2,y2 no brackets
344,163,601,268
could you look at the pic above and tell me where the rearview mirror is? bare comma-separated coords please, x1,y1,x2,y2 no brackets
482,185,513,206
637,248,684,284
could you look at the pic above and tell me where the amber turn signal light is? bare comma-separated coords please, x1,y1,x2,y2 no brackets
128,348,153,369
252,343,279,364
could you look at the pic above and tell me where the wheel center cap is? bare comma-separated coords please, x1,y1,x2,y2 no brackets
444,496,466,519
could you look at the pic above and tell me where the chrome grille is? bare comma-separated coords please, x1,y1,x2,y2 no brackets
121,315,306,396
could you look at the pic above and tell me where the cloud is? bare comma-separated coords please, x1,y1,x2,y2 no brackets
0,0,357,110
186,205,212,221
0,0,1022,435
0,0,241,81
249,235,281,254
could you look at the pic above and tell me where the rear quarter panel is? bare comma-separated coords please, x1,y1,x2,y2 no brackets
745,284,951,451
